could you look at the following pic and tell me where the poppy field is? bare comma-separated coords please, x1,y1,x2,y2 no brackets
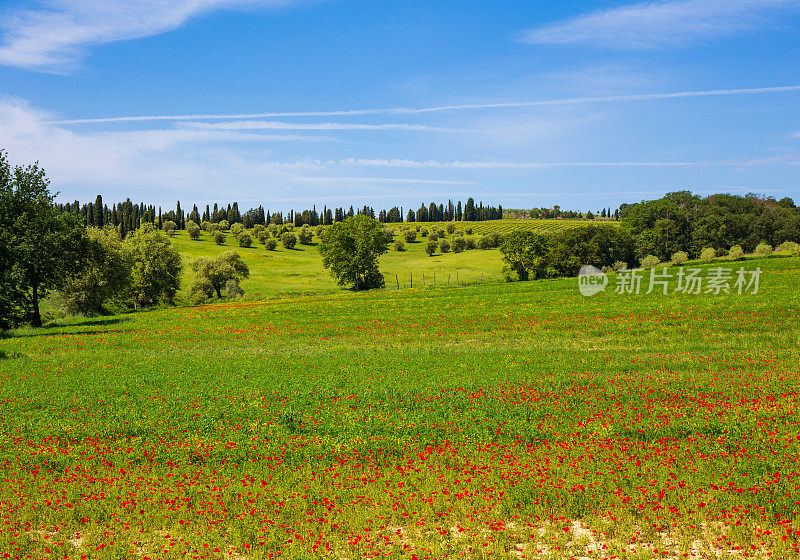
1,255,799,559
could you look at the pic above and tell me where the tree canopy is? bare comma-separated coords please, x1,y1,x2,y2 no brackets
189,251,249,302
124,223,182,308
0,150,87,327
319,215,390,290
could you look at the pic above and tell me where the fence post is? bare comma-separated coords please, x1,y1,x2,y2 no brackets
396,274,399,290
433,272,436,286
410,272,413,288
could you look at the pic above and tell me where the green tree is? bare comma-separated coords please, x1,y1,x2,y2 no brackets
189,250,249,301
0,151,87,327
281,232,297,249
62,227,131,315
425,240,437,256
499,231,551,281
319,215,390,290
124,223,182,308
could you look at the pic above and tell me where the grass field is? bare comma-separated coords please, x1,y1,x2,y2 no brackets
2,254,799,559
169,219,598,302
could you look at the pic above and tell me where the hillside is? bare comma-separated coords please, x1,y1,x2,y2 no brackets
170,218,598,300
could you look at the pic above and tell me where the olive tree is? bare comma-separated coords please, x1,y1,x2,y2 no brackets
124,223,182,308
499,231,550,281
189,250,249,301
319,215,390,290
0,151,87,327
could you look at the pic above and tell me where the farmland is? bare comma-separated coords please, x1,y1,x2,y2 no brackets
1,254,799,559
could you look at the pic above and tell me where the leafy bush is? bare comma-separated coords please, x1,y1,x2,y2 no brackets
265,238,277,251
226,278,244,299
213,231,225,245
403,230,417,243
425,241,437,256
728,245,744,260
162,220,176,236
776,241,800,255
640,255,660,269
281,232,297,249
429,232,439,242
671,251,688,265
230,223,244,238
465,226,473,235
187,221,201,240
189,250,249,300
465,237,476,250
420,228,428,237
256,229,270,244
451,236,466,253
125,224,182,307
252,224,265,237
499,231,550,281
298,227,313,245
439,239,450,253
394,240,405,251
238,233,252,248
200,220,211,231
218,219,229,231
700,247,716,262
446,223,456,234
612,261,627,271
477,235,492,250
754,242,773,257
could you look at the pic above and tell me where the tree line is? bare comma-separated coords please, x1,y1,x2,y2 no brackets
61,195,506,236
500,191,800,281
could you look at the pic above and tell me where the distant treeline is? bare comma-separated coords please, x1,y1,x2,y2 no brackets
58,196,505,235
619,191,799,259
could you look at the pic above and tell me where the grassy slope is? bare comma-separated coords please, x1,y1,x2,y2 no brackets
171,219,601,301
2,255,799,558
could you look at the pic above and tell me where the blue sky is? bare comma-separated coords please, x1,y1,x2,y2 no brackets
1,0,799,212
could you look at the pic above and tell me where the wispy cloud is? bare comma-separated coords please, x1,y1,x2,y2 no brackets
46,85,800,124
520,0,799,49
0,0,293,72
182,120,465,132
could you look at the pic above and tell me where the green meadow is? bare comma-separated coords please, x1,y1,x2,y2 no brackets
1,249,799,559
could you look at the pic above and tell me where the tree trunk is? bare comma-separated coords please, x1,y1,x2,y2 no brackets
31,282,42,327
215,285,222,298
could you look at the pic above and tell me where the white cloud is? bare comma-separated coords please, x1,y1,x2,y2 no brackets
46,85,800,124
0,0,292,72
182,120,465,132
520,0,799,49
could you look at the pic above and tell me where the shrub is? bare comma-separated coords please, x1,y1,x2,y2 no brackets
728,245,744,260
446,223,456,234
252,224,265,237
200,220,211,231
256,229,270,244
213,231,225,245
776,241,800,255
403,229,417,243
162,220,176,236
218,219,229,231
754,242,773,257
189,250,249,300
318,215,390,290
230,223,244,238
700,247,716,262
265,238,277,251
488,232,503,247
281,232,297,249
298,227,313,245
612,261,627,271
671,251,688,265
394,240,405,251
477,235,492,250
429,232,439,242
452,236,466,253
439,239,450,253
315,225,324,238
465,226,473,235
125,224,182,307
640,255,660,269
383,227,395,241
420,227,428,237
238,233,252,248
425,241,437,256
187,222,201,240
268,224,278,236
226,278,244,299
465,237,476,250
